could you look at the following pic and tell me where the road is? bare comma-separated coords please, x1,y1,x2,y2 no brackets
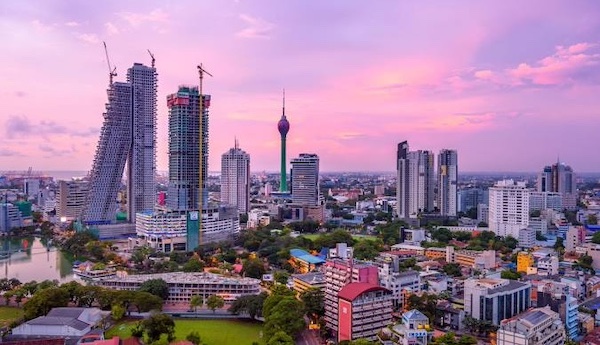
297,329,321,345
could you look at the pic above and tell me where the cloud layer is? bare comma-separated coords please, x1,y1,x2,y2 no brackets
1,1,600,173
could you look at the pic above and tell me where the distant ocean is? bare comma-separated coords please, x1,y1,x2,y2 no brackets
45,170,171,180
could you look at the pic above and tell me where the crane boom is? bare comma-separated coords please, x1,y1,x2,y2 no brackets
147,49,155,68
197,63,212,246
103,41,117,85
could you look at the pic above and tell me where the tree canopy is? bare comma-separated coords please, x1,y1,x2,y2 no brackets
138,278,169,300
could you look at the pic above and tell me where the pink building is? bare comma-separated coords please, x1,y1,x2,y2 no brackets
338,283,393,342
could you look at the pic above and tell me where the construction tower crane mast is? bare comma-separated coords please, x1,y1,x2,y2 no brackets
147,49,155,68
103,41,117,84
197,63,212,246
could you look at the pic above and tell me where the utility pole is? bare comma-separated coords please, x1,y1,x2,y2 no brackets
197,64,212,246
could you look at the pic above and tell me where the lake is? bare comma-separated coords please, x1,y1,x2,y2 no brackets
0,237,74,284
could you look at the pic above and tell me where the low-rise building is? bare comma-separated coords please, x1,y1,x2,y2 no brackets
96,272,260,304
537,256,559,275
379,309,433,345
292,272,325,295
135,211,187,252
12,307,106,337
289,248,325,273
517,252,535,273
337,283,393,342
518,227,536,249
496,306,565,345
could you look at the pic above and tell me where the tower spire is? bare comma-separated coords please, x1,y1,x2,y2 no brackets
282,88,286,117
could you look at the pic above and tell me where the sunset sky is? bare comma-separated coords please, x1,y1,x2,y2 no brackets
2,1,600,173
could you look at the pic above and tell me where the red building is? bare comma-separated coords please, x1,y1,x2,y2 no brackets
337,283,393,342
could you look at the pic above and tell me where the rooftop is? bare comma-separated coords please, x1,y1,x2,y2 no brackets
403,309,428,321
337,283,389,302
98,271,260,285
293,272,325,285
290,249,326,265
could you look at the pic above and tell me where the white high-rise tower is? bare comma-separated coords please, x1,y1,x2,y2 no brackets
489,180,530,238
220,141,250,214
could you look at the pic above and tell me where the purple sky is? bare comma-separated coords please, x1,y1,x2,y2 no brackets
2,1,600,173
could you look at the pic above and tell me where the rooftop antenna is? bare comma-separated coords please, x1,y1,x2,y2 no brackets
147,49,155,68
103,41,117,85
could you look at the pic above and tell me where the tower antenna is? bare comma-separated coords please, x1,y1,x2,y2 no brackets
147,49,155,68
282,88,286,116
103,41,117,85
197,63,213,246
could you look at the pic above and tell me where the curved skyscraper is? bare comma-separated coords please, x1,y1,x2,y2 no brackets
84,62,157,225
277,91,290,192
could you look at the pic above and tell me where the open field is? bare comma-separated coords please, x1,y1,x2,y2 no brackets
0,307,23,327
106,318,263,345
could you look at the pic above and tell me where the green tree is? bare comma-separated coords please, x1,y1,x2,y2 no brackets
267,331,295,345
274,271,290,285
183,257,205,272
141,312,175,343
206,294,225,312
588,214,598,225
353,239,383,260
23,287,70,320
442,263,462,277
229,293,268,319
263,297,305,341
593,232,600,245
300,288,325,317
132,291,163,313
190,295,204,312
138,278,169,300
186,331,202,345
242,258,266,279
111,304,126,321
500,270,522,280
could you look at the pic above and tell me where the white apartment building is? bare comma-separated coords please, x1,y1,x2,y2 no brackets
291,153,320,206
496,306,565,345
529,191,563,211
396,141,435,218
135,211,187,252
220,143,250,214
489,180,530,238
537,256,559,275
518,228,536,249
56,179,89,221
464,278,532,325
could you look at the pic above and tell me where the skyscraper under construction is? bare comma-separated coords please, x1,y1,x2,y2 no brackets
84,62,157,226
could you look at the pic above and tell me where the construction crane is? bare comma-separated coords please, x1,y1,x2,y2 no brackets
103,41,117,84
147,49,155,68
197,64,212,246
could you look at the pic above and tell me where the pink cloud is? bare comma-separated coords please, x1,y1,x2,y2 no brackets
507,42,600,85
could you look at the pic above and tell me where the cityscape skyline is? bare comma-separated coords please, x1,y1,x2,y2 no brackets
2,2,600,172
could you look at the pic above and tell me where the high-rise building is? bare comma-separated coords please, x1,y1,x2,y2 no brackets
23,179,40,202
537,161,576,210
84,62,157,225
458,188,486,213
464,277,531,325
220,141,250,214
166,86,211,211
396,141,434,218
488,180,530,238
437,149,458,216
277,91,290,192
291,153,320,206
57,179,89,221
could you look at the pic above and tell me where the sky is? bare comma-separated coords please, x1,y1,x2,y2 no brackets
1,1,600,173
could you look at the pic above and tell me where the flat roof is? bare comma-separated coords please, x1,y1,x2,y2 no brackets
98,272,260,285
290,249,326,264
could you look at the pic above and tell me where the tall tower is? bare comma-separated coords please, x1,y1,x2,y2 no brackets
290,153,320,205
438,149,458,216
221,140,250,214
277,90,290,192
166,86,210,211
84,62,157,225
395,141,434,219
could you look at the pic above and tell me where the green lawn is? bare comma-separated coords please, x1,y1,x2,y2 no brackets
0,307,23,327
106,319,263,345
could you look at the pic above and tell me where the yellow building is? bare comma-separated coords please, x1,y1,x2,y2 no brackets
516,252,534,273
